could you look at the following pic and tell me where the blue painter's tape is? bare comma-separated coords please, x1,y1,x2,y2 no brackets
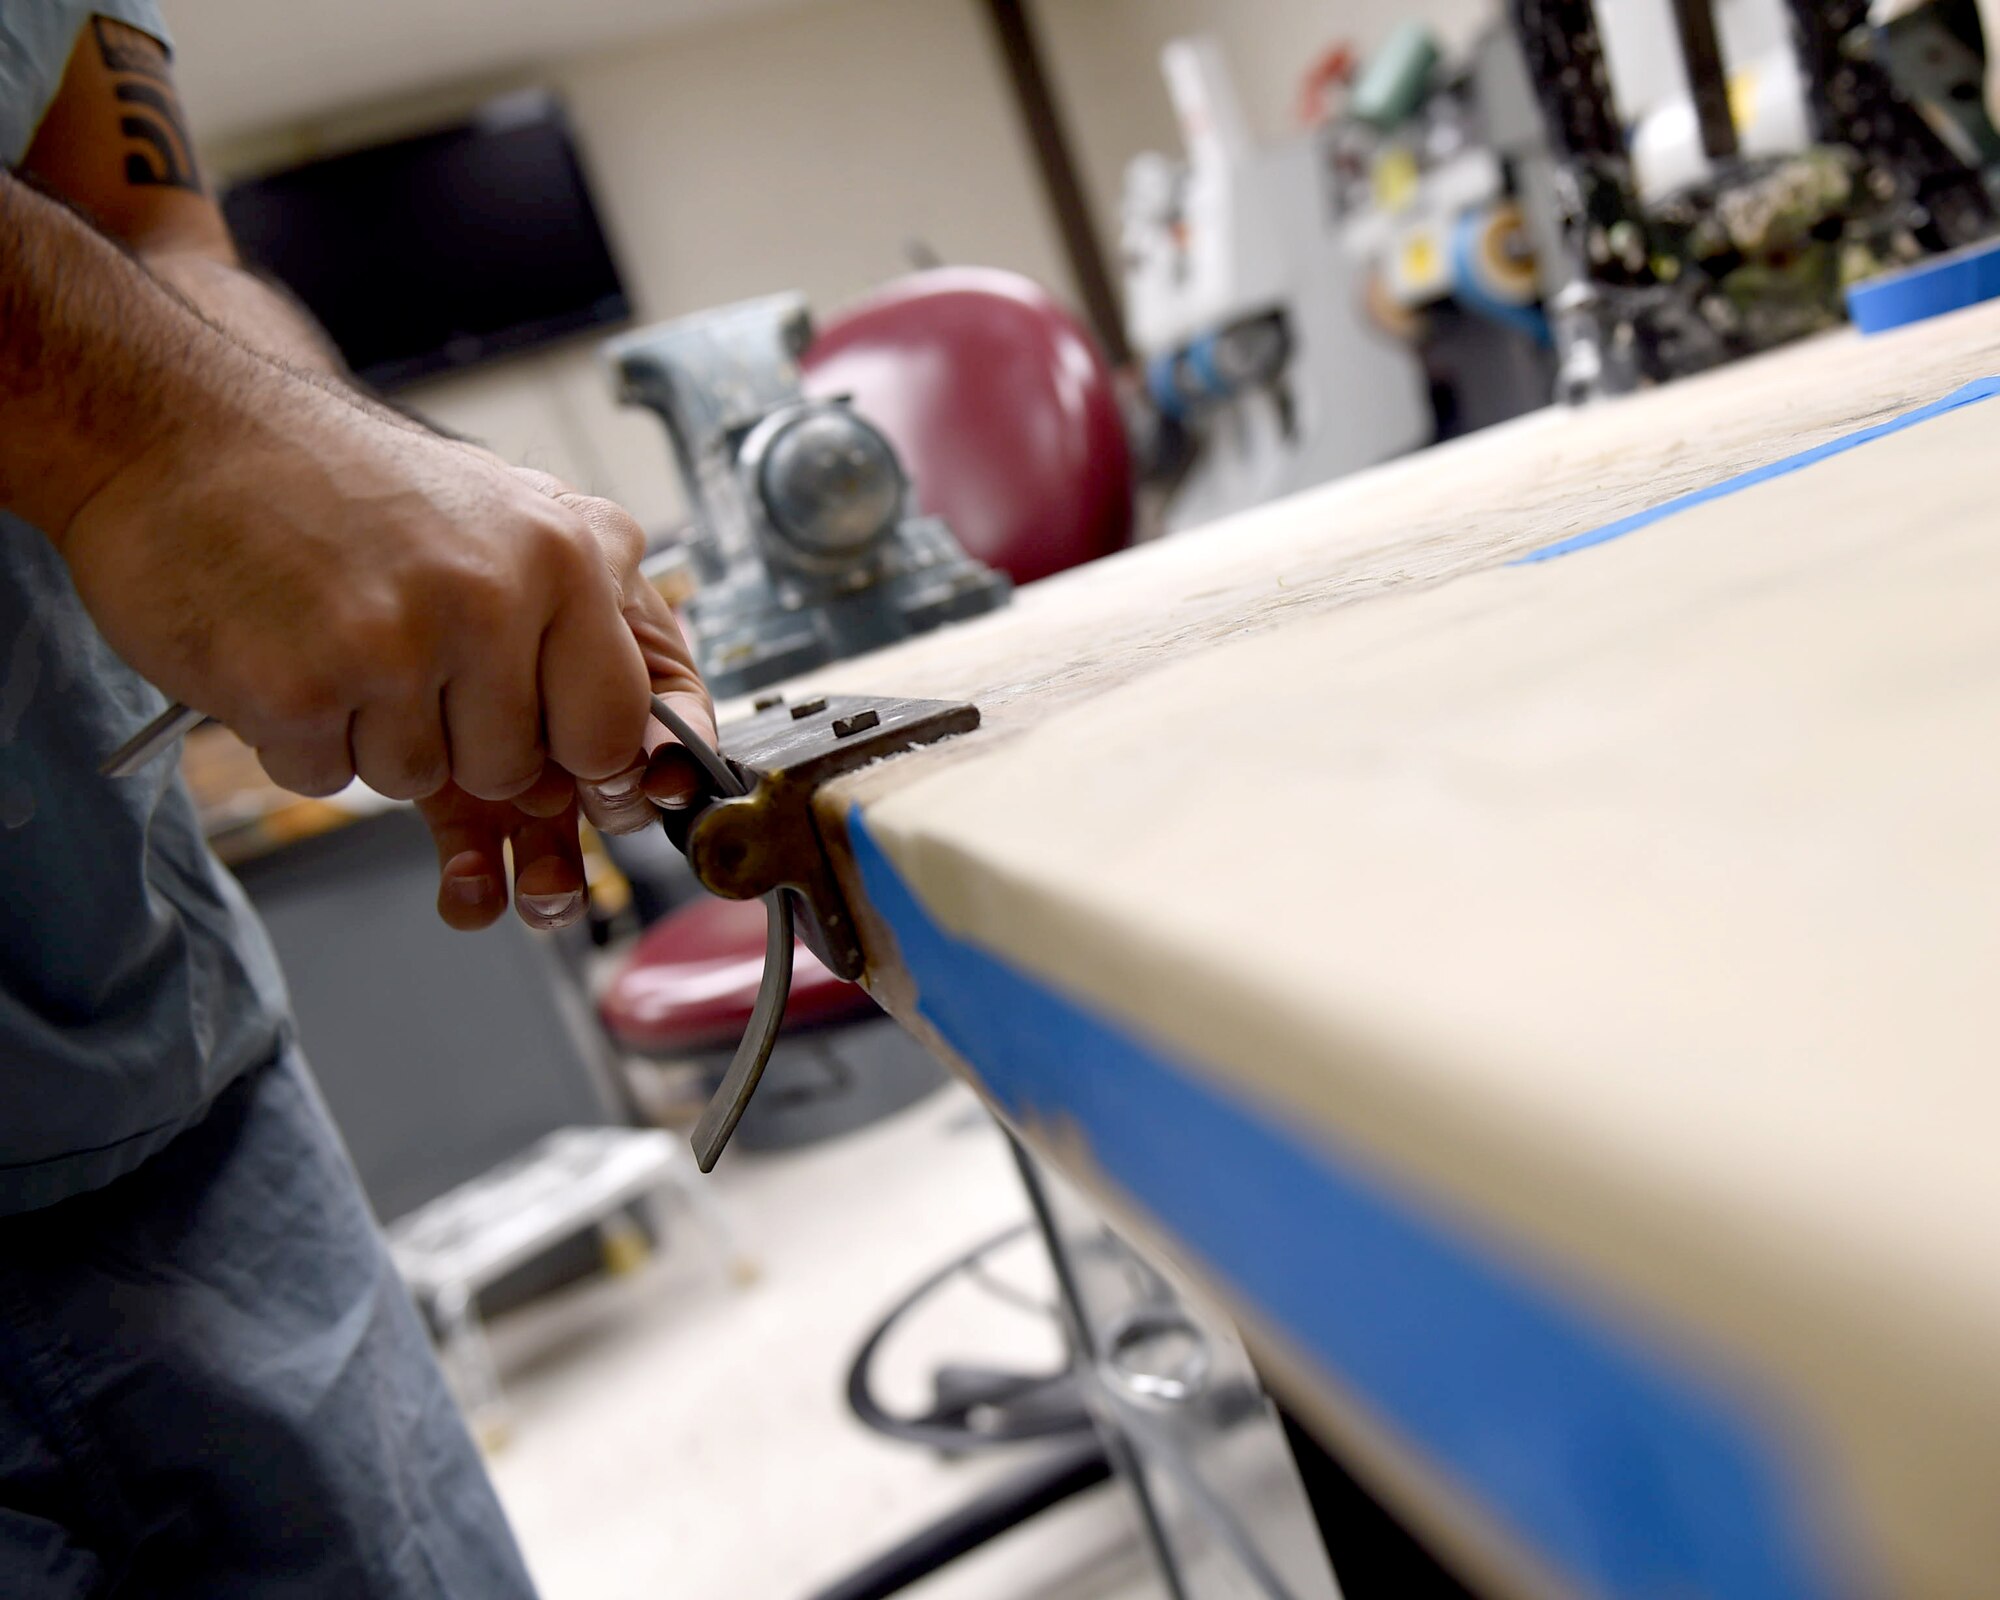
1847,239,2000,335
1450,207,1552,347
1517,376,2000,565
848,814,1834,1600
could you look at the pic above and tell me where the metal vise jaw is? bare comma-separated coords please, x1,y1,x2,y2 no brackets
605,294,1011,698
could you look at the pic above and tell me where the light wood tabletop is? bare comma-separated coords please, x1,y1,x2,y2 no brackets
732,302,2000,1600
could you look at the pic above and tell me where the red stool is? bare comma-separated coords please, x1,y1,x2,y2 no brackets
599,269,1133,1150
604,895,865,1054
600,892,941,1151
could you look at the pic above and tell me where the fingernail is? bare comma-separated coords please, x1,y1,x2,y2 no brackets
521,889,584,924
445,875,498,907
651,788,697,812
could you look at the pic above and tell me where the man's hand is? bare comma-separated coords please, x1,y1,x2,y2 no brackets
61,377,711,808
418,724,707,932
66,379,716,933
504,462,718,805
407,467,717,934
66,396,716,933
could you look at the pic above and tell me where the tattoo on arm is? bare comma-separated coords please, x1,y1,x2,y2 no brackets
91,18,201,193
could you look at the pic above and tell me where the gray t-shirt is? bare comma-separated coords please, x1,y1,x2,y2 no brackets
2,1,292,1212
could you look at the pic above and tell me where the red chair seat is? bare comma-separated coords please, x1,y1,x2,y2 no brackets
599,896,874,1055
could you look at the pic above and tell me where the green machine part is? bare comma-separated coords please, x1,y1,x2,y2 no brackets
1351,21,1442,131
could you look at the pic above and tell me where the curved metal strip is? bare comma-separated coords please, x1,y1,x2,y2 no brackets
651,693,796,1172
649,694,744,797
688,888,795,1172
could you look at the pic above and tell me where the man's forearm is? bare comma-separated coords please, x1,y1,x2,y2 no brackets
145,247,465,443
1,172,442,542
0,170,276,539
146,250,346,376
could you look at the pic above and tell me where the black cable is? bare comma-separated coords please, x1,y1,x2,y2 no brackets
802,1438,1113,1600
844,1222,1089,1453
961,1252,1057,1320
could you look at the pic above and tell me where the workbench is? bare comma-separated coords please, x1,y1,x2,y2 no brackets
763,301,2000,1600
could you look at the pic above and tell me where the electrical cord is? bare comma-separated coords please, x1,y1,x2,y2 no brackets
844,1222,1091,1454
962,1254,1057,1320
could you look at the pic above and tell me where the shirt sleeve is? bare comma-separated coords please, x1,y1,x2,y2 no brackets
0,0,175,168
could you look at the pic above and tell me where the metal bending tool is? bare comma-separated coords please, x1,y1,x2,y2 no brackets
668,692,978,1169
109,690,978,1172
647,692,796,1172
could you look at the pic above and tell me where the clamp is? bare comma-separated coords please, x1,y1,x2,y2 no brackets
649,692,979,1170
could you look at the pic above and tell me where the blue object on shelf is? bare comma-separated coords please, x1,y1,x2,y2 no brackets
1449,208,1551,346
1847,238,2000,335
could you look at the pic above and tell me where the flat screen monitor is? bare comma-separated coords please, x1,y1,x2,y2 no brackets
221,94,630,390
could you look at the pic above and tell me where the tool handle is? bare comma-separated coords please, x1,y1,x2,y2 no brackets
108,695,723,787
101,702,205,778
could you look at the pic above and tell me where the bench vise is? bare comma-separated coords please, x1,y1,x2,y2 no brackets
606,294,1011,698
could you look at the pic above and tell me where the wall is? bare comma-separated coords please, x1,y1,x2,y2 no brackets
202,0,1074,532
194,0,1501,530
1029,0,1500,271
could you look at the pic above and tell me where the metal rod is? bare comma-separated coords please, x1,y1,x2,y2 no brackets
649,694,741,797
109,695,729,788
1668,0,1740,162
101,702,205,778
978,0,1131,365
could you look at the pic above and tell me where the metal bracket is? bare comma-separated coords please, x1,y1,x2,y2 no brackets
662,691,976,1171
683,694,980,980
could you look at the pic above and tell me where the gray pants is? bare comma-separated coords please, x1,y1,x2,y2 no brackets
0,1049,539,1598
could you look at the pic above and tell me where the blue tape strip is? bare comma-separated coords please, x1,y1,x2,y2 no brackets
1517,376,2000,566
1847,239,2000,335
849,814,1833,1600
1186,333,1228,402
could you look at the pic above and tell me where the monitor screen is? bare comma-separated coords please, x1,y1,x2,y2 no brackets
222,94,631,390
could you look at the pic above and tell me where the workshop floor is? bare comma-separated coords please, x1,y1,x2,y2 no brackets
481,1082,1164,1600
